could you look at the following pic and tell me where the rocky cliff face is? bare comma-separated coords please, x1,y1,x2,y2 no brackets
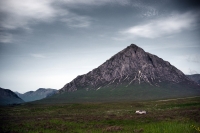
59,44,198,93
0,87,24,105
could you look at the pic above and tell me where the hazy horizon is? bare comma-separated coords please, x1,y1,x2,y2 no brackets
0,0,200,93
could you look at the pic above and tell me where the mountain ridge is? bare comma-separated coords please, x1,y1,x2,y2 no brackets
0,87,24,105
59,44,198,93
16,88,58,102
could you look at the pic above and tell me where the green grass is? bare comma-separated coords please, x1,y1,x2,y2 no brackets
35,83,200,104
0,97,200,133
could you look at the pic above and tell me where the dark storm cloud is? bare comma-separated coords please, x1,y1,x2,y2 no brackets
172,0,200,10
136,0,200,11
0,0,199,46
0,0,109,43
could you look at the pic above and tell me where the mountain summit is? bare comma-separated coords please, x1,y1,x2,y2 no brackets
32,44,200,103
59,44,198,94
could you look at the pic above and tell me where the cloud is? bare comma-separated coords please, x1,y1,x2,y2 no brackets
0,0,130,31
0,0,91,32
59,0,130,6
0,0,97,43
61,14,91,28
130,1,159,18
0,0,57,30
186,55,200,63
0,33,13,43
30,54,46,58
142,8,158,17
118,12,198,39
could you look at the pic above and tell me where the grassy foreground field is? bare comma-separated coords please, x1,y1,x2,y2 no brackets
0,97,200,133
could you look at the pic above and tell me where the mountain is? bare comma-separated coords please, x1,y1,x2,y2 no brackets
187,74,200,84
38,44,200,103
15,91,22,97
60,44,198,92
0,87,24,105
16,88,58,102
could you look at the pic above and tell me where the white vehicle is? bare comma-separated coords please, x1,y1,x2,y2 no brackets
135,110,146,114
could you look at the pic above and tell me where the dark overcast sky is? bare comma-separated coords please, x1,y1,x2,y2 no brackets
0,0,200,93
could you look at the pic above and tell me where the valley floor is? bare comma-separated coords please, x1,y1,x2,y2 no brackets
0,97,200,133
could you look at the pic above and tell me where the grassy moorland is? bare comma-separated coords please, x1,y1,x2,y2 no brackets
37,84,200,103
0,97,200,133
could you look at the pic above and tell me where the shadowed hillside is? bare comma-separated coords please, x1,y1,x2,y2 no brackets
0,87,24,105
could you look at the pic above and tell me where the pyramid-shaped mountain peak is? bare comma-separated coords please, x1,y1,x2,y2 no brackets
59,44,198,93
119,44,142,54
126,43,139,50
128,43,140,50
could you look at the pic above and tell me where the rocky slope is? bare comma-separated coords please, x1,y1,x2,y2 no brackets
187,74,200,84
59,44,198,93
16,88,58,102
0,87,24,105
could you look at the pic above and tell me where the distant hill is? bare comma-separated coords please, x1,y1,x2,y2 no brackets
16,88,57,102
36,44,200,103
0,87,24,105
187,74,200,84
